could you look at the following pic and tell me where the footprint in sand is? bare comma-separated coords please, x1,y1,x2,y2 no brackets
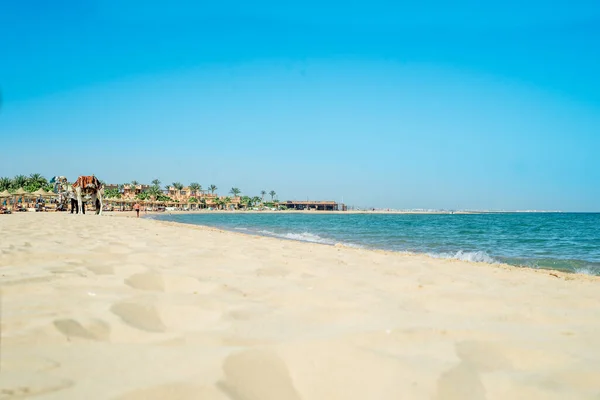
0,372,72,399
53,318,111,341
435,341,513,400
110,301,166,332
125,272,165,292
217,349,301,400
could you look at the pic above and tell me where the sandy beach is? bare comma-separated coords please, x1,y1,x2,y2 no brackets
1,213,599,399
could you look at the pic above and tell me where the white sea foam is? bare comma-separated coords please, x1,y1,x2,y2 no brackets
257,230,333,244
256,229,358,247
574,266,600,276
428,250,497,264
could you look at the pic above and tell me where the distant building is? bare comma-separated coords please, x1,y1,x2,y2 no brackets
283,200,341,211
122,184,150,198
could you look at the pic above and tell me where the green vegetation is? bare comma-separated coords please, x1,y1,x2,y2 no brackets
104,188,121,198
189,182,202,195
0,174,53,193
0,175,280,210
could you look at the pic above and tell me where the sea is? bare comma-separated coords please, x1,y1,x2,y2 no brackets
149,212,600,276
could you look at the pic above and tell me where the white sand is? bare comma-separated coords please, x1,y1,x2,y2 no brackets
1,213,599,399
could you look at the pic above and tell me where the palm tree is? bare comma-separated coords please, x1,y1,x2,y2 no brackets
131,180,139,187
213,197,223,210
151,179,161,187
240,196,251,209
223,197,232,210
12,175,27,189
189,182,201,196
269,190,276,201
172,182,183,190
147,185,161,199
260,190,266,202
29,173,48,187
209,184,217,195
0,177,11,191
252,196,261,206
105,188,121,199
229,187,241,198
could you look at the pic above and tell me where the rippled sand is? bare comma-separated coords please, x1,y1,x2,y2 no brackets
1,212,599,399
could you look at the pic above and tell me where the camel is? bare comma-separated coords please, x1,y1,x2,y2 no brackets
72,176,104,215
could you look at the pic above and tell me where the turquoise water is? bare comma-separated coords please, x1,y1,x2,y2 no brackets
150,213,600,276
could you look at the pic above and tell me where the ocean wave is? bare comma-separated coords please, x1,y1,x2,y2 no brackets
252,229,367,249
257,230,335,245
428,250,497,264
574,265,600,276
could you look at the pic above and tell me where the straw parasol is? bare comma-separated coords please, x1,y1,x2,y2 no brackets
0,189,11,206
32,188,56,198
12,187,29,205
41,190,58,198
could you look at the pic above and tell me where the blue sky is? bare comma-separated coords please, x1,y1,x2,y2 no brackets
1,1,599,210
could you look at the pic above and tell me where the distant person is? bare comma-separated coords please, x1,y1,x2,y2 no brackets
134,202,140,218
69,190,78,214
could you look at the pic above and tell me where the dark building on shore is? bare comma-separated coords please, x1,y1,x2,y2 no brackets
283,200,345,211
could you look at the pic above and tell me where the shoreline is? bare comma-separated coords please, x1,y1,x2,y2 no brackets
133,212,599,281
138,212,600,279
111,209,581,216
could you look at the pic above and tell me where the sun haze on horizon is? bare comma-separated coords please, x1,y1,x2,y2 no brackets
0,1,599,211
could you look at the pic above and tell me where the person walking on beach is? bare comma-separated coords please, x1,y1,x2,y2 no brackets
134,202,140,218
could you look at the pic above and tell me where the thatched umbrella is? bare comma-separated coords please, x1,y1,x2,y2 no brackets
42,190,57,198
12,187,28,206
32,188,56,198
0,189,10,207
